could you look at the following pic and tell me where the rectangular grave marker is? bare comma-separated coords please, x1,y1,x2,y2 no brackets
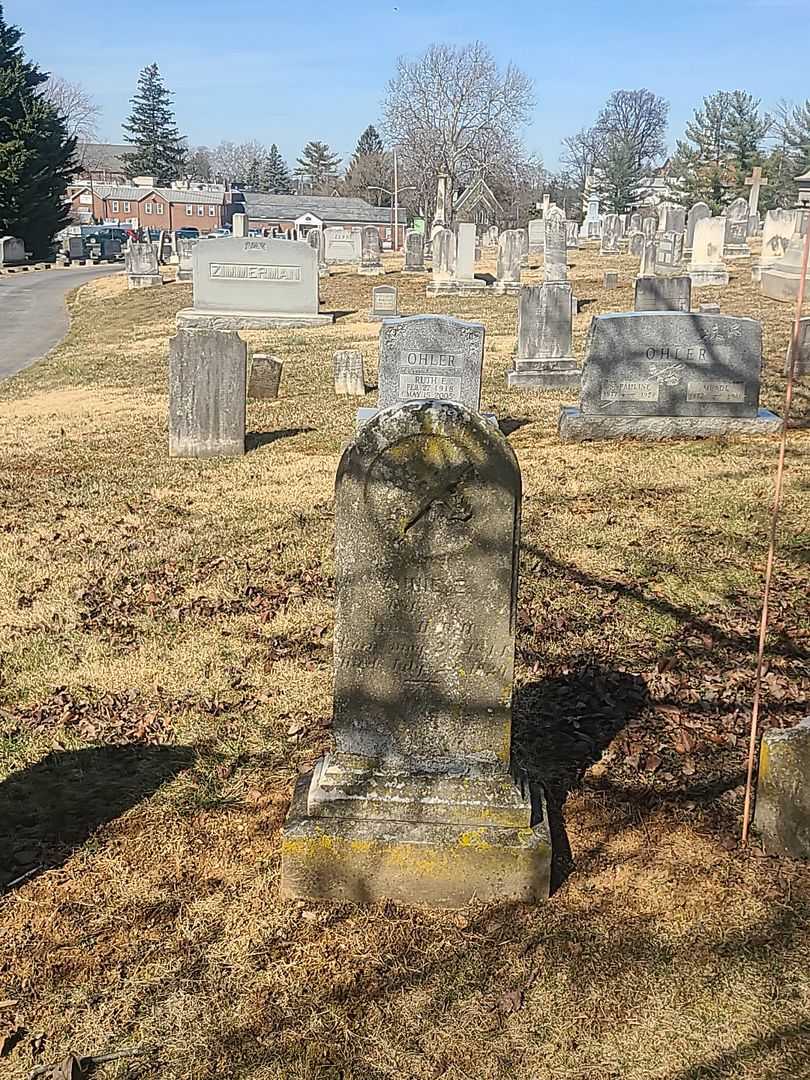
169,328,246,457
378,315,484,412
634,275,692,312
333,350,366,396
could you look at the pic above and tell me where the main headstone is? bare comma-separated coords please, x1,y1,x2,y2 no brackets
688,217,729,286
360,226,383,275
280,399,552,906
403,229,425,273
324,227,362,265
493,230,523,293
508,283,579,389
427,226,456,295
232,213,249,238
543,208,568,283
654,232,685,274
639,240,658,278
658,206,686,235
600,214,621,254
176,236,333,329
752,209,797,283
0,236,26,266
582,195,601,238
248,354,283,399
627,231,644,257
452,222,486,291
558,312,781,442
125,241,162,289
376,314,484,412
176,238,195,283
685,202,711,255
785,317,810,376
333,350,366,396
724,197,750,258
369,284,399,321
754,719,810,859
528,217,544,257
168,328,246,457
634,275,692,312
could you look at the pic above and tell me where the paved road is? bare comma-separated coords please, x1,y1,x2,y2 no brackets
0,264,122,381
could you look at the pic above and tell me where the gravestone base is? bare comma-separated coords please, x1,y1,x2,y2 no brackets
280,770,552,908
358,265,384,276
368,311,401,323
688,267,729,287
128,273,162,290
508,358,581,390
558,405,782,443
492,281,522,295
761,266,808,303
176,269,192,283
319,268,331,279
402,267,427,275
724,244,750,260
356,406,499,431
176,308,333,330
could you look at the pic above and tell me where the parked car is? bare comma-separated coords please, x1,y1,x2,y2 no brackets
175,227,200,240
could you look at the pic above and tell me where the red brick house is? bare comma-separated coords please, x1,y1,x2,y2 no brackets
67,181,228,232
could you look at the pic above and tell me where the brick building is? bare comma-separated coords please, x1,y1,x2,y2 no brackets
67,181,228,232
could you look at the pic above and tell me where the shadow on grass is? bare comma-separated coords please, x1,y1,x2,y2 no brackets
0,745,194,892
499,417,531,436
245,427,314,452
331,309,358,321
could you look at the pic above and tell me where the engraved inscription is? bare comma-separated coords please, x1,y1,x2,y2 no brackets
686,380,746,403
645,345,707,362
209,263,301,282
399,373,463,399
402,351,458,368
601,379,659,403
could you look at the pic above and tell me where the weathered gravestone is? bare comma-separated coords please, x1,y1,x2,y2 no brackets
785,317,810,376
324,226,362,265
508,283,579,389
565,221,580,248
377,314,484,412
168,328,246,457
601,214,621,254
369,284,399,321
754,719,810,859
629,213,642,232
427,226,456,295
125,241,162,289
452,222,487,291
558,312,781,442
333,350,366,396
280,399,552,906
232,213,249,238
176,236,332,329
307,229,329,278
761,231,810,303
528,217,544,257
752,209,797,283
248,354,283,400
699,303,721,314
689,218,729,286
627,231,644,257
655,232,684,274
0,236,26,266
724,197,750,258
582,195,601,238
403,229,425,273
642,216,658,241
176,238,195,282
543,208,568,283
658,206,686,235
639,241,657,278
493,230,524,293
634,275,692,312
685,202,711,255
603,271,619,289
360,226,383,275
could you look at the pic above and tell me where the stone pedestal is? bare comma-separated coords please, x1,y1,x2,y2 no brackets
559,405,782,442
176,309,332,330
281,401,551,907
128,273,162,289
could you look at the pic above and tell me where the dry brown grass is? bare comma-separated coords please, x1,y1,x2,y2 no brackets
0,247,808,1079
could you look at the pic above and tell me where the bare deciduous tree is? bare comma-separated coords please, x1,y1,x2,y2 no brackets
594,89,669,172
41,75,100,144
382,42,534,220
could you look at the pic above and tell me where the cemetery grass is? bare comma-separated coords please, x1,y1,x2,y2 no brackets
0,251,809,1080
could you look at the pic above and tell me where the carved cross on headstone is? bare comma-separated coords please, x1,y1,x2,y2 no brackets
745,166,768,215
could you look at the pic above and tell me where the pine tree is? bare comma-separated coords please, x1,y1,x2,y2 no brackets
0,4,76,257
122,63,186,182
771,99,810,204
245,155,262,191
261,144,292,194
600,137,642,213
295,140,341,193
352,124,384,162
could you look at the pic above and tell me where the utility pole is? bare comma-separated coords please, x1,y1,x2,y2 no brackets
393,147,399,252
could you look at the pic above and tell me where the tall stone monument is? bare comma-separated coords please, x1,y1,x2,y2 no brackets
280,400,552,907
543,207,568,283
507,283,579,389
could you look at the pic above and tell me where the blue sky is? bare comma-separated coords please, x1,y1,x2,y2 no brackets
10,0,809,169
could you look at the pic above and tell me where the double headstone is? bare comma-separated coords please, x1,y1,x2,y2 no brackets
688,217,729,286
168,328,246,457
280,399,552,907
126,241,162,289
558,312,781,442
507,283,579,389
324,227,362,265
176,236,333,329
360,226,383,275
723,197,750,258
403,230,425,273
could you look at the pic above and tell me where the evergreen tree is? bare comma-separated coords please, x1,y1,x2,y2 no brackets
245,154,262,191
771,99,810,204
600,137,642,213
295,140,341,193
352,124,384,162
122,63,186,182
0,4,76,257
261,143,292,194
